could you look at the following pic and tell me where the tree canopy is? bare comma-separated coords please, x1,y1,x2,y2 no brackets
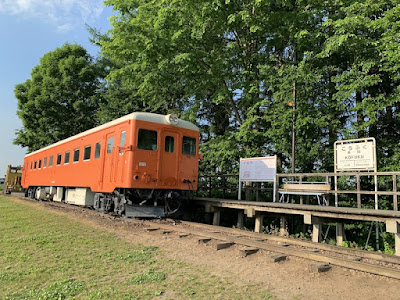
15,0,400,174
15,43,104,152
98,0,400,173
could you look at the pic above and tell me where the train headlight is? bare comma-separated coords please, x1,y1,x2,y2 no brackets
166,114,179,125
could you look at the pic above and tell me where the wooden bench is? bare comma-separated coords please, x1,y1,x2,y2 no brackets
278,183,331,206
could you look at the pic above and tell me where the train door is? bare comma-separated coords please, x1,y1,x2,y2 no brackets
115,129,128,183
102,132,115,189
158,130,179,187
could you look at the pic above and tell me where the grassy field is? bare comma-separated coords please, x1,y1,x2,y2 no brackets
0,196,273,299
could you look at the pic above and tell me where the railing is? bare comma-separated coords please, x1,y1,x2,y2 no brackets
197,174,273,201
276,172,400,211
198,172,400,211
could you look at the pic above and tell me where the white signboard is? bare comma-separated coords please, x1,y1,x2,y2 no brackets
239,156,277,182
335,138,376,171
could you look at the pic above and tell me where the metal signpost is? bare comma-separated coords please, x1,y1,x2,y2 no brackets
334,138,377,207
334,137,379,250
238,156,277,201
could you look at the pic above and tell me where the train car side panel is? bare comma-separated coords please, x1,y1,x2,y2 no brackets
22,113,200,196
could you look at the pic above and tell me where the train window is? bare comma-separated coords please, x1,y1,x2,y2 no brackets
38,159,42,169
43,157,47,168
138,129,157,151
49,156,53,167
165,136,174,153
30,162,32,170
182,136,196,156
94,142,101,159
57,154,62,165
120,131,126,147
107,137,114,154
73,149,80,162
84,146,91,161
34,161,37,169
64,151,70,164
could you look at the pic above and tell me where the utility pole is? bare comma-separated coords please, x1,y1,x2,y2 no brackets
291,46,297,174
292,79,296,174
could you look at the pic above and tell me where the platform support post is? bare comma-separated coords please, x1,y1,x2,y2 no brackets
312,223,322,243
237,210,244,228
204,204,212,224
279,216,288,236
336,223,344,246
304,214,322,243
213,209,220,226
255,214,264,233
395,234,400,256
386,220,400,256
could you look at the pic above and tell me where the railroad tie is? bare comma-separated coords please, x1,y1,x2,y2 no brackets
239,248,259,257
267,254,287,263
145,228,159,232
308,263,331,273
198,238,211,244
178,233,190,238
215,242,234,250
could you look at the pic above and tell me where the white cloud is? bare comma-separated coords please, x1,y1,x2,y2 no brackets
57,23,73,33
0,0,104,31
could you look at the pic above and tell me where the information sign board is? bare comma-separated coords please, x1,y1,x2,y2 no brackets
239,156,277,182
334,138,376,172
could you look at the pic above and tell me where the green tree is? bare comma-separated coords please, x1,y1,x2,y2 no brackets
319,0,400,171
15,43,104,152
87,25,148,123
100,0,331,173
99,0,400,175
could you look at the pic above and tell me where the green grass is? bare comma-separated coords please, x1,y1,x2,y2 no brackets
0,196,273,299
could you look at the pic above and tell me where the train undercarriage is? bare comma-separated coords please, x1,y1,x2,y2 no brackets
93,188,184,217
25,186,186,217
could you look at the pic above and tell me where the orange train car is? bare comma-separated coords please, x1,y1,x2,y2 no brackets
21,112,201,216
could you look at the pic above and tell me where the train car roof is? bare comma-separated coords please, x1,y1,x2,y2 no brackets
25,112,199,158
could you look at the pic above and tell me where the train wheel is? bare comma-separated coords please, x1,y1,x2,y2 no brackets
94,193,113,214
27,187,36,199
94,193,102,211
112,192,125,215
164,191,181,216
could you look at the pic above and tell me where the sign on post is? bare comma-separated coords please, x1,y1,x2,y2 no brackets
334,138,376,172
334,137,377,209
238,156,277,201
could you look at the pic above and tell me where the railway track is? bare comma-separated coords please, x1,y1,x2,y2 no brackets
141,219,400,280
10,194,400,280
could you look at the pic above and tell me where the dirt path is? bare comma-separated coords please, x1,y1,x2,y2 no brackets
12,197,400,299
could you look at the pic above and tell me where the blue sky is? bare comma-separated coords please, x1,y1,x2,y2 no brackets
0,0,113,177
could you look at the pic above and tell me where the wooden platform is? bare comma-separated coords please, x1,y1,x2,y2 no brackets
193,197,400,222
193,197,400,255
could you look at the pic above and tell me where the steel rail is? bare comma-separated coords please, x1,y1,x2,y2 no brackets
166,219,400,265
144,220,400,280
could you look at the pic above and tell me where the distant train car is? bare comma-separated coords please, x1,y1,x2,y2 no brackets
3,165,23,194
21,112,201,216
